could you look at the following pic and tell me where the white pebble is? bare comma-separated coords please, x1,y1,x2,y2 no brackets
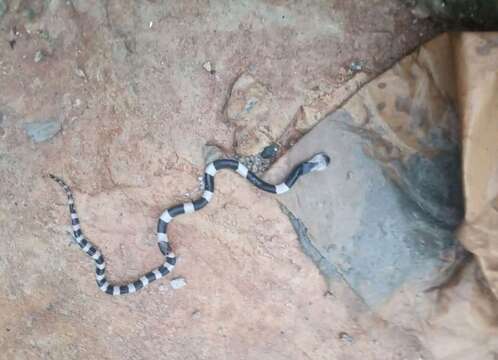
170,277,187,289
202,61,214,74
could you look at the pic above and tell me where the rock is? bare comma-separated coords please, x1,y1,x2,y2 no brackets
349,61,363,73
75,67,87,80
225,73,275,155
268,112,457,307
191,310,201,320
202,61,215,74
24,119,61,143
339,332,354,343
0,0,7,17
261,144,279,159
170,277,186,289
34,50,46,63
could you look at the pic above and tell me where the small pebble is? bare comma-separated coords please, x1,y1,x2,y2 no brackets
324,290,335,298
339,331,354,343
203,61,215,74
191,310,201,320
34,50,45,63
75,67,87,79
261,144,279,159
170,277,187,289
349,61,362,73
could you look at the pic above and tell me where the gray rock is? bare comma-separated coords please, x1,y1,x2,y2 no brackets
191,310,201,320
24,119,61,143
349,61,363,73
170,277,186,290
261,144,279,159
274,111,458,307
339,332,354,343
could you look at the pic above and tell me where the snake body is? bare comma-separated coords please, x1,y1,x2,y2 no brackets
50,152,329,295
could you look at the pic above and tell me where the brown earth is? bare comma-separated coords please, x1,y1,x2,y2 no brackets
0,1,438,359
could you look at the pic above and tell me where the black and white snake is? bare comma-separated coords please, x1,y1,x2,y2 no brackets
50,153,329,295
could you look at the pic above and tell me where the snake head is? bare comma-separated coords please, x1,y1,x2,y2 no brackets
302,152,330,174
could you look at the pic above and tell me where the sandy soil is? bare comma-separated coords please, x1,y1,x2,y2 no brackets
0,1,438,359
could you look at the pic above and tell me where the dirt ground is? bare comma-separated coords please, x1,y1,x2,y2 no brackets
0,1,439,359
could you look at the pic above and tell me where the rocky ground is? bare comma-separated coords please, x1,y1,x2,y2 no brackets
1,1,439,359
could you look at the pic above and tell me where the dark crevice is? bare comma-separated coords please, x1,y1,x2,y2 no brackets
279,203,338,280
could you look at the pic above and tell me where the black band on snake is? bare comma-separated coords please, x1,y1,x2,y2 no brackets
50,152,330,295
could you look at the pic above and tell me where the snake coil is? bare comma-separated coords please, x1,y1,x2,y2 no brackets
50,153,330,295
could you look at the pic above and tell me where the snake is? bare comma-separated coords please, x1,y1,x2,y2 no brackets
50,152,330,295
